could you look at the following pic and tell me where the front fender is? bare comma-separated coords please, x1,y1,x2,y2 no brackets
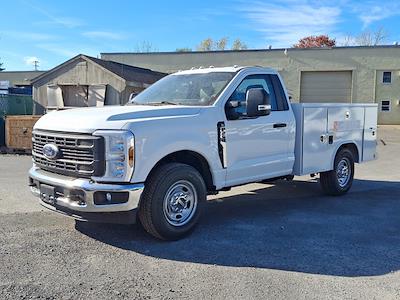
125,115,226,189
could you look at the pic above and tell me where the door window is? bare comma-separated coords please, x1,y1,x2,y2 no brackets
225,74,278,120
271,75,289,111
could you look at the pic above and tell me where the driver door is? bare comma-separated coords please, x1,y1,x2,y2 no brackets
224,74,293,186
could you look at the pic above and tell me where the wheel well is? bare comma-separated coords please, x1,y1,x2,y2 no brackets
147,151,215,192
337,143,360,163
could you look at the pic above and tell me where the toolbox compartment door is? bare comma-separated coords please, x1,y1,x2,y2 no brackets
301,107,330,174
362,106,378,161
327,106,364,164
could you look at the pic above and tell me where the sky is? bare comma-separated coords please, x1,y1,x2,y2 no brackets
1,0,400,71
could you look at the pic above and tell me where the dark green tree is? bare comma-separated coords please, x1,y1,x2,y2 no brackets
176,47,192,52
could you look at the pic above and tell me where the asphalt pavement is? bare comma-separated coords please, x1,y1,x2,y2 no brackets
0,126,399,299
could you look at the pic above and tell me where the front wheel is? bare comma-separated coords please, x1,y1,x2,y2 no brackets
138,163,206,240
320,148,355,196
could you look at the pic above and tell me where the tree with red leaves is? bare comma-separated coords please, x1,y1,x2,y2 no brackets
293,35,336,48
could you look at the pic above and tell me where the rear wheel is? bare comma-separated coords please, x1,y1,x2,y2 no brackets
320,148,355,196
138,163,206,240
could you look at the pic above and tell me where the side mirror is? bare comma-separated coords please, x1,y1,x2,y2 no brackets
129,92,138,102
246,88,271,117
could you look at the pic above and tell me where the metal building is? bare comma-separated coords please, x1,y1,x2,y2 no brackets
31,54,166,114
0,71,45,89
102,46,400,125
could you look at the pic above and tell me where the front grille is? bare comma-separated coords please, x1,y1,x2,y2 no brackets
32,131,105,178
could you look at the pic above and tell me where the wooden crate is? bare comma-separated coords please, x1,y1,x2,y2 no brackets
5,115,41,150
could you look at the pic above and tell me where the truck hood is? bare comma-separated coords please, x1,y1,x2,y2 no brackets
34,105,202,133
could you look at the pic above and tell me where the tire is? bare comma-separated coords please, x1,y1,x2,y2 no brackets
138,163,206,240
320,148,355,196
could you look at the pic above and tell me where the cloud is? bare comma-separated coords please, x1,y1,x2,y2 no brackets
352,2,400,28
238,1,341,47
36,43,99,58
24,56,40,66
21,0,83,28
33,18,84,28
35,44,78,57
82,31,128,40
1,31,56,41
0,50,21,58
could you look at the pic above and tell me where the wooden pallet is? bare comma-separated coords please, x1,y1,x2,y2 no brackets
5,115,41,150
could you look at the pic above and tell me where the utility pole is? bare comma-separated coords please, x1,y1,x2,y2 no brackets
33,60,39,71
0,57,4,71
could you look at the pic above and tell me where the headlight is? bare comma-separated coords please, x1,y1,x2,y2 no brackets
92,130,135,182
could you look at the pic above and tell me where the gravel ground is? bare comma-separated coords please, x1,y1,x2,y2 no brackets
0,126,399,299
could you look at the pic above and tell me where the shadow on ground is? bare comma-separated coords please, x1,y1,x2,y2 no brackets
76,179,400,277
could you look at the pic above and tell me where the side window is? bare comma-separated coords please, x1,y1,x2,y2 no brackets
225,75,278,119
270,75,289,111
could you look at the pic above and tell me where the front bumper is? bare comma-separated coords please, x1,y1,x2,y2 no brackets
28,166,144,224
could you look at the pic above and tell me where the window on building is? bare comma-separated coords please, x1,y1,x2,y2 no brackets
382,71,392,84
61,85,89,107
381,100,391,112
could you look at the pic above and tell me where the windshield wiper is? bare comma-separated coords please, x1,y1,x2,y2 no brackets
147,101,179,106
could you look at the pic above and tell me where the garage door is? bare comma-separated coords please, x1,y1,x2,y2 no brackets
300,71,352,103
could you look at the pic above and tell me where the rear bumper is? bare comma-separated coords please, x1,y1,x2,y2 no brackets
28,166,144,224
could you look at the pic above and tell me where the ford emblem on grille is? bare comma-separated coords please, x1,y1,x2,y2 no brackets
43,143,59,160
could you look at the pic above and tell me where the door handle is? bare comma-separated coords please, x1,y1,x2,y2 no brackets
273,123,287,128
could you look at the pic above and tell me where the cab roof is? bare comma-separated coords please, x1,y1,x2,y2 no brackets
174,66,277,75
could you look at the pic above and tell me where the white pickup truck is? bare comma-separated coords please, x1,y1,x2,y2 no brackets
29,66,378,240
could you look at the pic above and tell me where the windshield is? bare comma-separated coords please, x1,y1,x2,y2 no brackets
128,72,235,106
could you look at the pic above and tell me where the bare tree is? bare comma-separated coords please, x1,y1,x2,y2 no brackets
232,38,248,50
0,38,4,71
340,27,388,46
341,35,354,46
197,38,214,51
135,41,158,53
356,27,387,46
196,37,248,51
216,37,228,50
0,58,4,71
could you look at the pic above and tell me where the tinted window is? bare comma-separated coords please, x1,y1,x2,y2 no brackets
270,74,289,111
383,71,392,83
226,75,278,119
